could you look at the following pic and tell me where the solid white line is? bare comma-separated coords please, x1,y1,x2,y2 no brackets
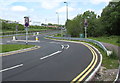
66,44,70,49
0,64,23,73
40,51,62,60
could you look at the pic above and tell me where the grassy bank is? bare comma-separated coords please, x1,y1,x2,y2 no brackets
0,44,35,53
85,42,119,69
88,36,120,46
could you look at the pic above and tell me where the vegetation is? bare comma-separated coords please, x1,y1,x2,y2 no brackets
65,1,120,37
0,44,35,53
0,19,58,35
88,36,120,46
86,41,119,69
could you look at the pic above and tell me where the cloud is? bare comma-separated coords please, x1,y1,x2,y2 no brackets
89,0,112,5
40,0,65,9
56,6,75,13
11,6,28,12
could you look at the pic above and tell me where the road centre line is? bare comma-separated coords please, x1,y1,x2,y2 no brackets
40,51,62,60
71,43,98,83
0,64,23,73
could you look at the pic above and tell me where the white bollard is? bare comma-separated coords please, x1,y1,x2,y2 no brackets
37,32,39,35
36,36,39,41
13,36,16,40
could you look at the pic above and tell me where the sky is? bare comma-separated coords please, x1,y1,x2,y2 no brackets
0,0,113,25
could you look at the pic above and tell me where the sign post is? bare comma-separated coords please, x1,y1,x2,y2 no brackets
24,16,29,45
84,19,88,38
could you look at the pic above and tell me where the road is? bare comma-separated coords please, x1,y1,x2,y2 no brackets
1,31,101,82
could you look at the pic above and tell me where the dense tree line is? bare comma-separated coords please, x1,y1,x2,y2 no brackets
66,1,120,37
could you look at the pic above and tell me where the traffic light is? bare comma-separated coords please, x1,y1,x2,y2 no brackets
24,16,29,27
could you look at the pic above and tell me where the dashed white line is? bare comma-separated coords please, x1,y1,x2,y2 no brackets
0,64,23,73
40,51,62,60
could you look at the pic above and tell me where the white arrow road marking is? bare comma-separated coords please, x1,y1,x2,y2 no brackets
0,64,23,73
66,44,70,49
40,51,62,60
61,45,64,49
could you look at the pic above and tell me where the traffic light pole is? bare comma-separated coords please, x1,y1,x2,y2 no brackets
84,27,87,38
26,27,28,45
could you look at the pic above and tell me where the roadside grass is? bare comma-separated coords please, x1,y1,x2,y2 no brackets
45,37,119,69
0,44,35,53
54,33,61,37
88,36,120,46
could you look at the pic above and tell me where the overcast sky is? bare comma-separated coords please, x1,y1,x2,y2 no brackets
0,0,112,25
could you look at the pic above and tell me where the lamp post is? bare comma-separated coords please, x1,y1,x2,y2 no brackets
64,2,68,36
56,12,59,26
56,12,62,37
64,2,68,21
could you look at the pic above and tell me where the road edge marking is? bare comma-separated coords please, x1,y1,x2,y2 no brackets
77,45,98,82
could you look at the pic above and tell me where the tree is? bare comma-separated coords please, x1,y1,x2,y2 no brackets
101,1,120,35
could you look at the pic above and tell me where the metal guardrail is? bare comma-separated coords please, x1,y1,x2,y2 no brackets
46,36,112,56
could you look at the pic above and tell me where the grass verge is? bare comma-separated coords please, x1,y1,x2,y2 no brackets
45,37,119,69
88,36,120,46
0,44,35,53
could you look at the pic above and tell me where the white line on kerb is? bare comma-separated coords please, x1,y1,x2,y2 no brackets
40,51,62,60
0,64,23,73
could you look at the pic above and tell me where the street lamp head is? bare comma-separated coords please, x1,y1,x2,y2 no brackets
64,2,66,3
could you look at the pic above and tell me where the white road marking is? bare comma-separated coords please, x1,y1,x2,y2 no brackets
61,45,64,49
66,44,70,49
0,64,23,73
40,51,62,60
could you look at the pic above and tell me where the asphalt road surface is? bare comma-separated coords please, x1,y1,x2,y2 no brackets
1,31,101,82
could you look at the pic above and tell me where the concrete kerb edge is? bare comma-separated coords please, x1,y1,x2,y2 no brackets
0,45,40,56
46,38,102,82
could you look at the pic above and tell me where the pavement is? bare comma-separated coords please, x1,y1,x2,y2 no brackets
0,31,101,82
